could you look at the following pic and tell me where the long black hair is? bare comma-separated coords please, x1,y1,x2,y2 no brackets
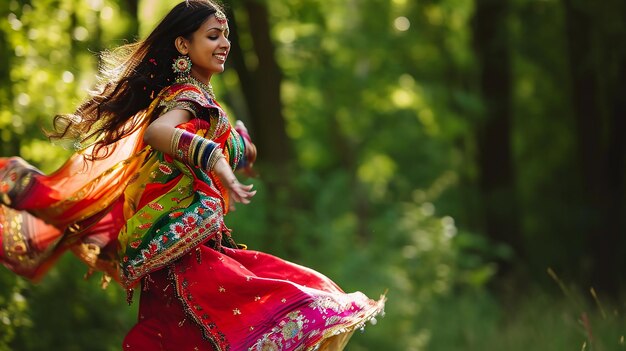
48,0,225,160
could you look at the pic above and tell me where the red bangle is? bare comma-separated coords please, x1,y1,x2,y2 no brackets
235,126,251,143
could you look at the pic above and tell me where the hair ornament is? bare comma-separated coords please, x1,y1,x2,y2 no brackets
214,9,227,24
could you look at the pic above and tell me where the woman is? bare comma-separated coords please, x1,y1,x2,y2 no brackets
0,1,385,350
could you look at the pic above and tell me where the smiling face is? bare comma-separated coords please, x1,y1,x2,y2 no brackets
175,14,230,83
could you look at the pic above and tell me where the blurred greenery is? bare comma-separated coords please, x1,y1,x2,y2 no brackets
1,0,625,350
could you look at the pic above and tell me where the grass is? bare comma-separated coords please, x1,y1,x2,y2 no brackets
3,256,624,350
416,287,626,351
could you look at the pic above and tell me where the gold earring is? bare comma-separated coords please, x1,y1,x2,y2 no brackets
172,55,192,76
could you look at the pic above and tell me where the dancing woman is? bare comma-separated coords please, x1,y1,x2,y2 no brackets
0,1,385,350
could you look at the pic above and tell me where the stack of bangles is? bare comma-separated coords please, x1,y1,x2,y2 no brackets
170,128,224,170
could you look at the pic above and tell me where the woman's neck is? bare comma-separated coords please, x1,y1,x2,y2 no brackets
175,74,215,99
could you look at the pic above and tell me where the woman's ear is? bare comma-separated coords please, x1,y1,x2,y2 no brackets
174,36,189,55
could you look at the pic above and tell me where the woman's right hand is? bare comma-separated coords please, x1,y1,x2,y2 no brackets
212,157,256,207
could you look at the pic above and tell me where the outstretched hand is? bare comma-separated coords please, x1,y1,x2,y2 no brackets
226,178,256,204
213,157,256,210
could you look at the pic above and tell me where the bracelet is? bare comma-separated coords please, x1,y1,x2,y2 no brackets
170,128,221,170
170,128,184,159
207,148,225,170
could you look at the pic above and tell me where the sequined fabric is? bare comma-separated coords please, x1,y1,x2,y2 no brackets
123,246,385,351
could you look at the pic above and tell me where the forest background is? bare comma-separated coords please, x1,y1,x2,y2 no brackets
1,0,625,350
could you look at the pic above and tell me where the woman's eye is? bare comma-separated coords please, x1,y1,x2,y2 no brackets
209,36,218,40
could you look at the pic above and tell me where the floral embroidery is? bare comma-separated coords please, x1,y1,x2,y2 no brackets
169,211,184,219
249,311,308,351
247,294,385,351
148,202,164,211
309,296,348,315
139,212,153,220
170,222,186,238
182,213,200,227
201,198,218,210
120,192,225,286
158,163,173,175
281,312,305,340
250,336,282,351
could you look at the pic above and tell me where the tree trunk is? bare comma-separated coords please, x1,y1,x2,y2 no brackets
227,1,292,168
610,59,626,287
563,0,624,295
472,0,522,275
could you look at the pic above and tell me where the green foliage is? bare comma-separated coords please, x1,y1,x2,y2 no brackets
0,1,138,349
0,258,136,351
10,256,136,351
1,0,625,349
0,0,140,169
228,170,494,350
0,273,30,351
422,288,626,351
230,2,490,347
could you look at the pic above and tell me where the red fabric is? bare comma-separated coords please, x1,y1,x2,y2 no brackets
136,174,183,210
123,267,214,351
0,113,149,281
123,246,385,351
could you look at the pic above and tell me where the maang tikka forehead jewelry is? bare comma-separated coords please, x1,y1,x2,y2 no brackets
214,9,227,25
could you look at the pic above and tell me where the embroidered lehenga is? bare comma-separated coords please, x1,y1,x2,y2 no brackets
0,81,385,351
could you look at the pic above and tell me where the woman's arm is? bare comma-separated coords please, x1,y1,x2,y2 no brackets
143,109,255,205
143,109,192,154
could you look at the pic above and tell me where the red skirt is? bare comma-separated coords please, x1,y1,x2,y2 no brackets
123,246,385,351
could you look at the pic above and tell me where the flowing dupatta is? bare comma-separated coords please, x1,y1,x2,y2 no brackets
0,110,153,283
